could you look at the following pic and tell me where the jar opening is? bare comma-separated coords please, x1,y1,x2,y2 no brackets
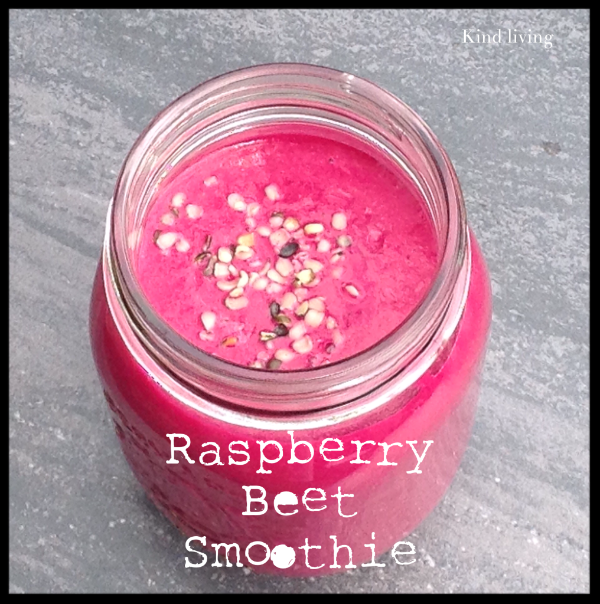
106,63,468,413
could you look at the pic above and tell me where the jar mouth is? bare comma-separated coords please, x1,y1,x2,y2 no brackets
107,63,468,413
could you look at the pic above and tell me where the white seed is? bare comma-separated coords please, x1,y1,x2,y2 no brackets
332,329,344,346
171,192,186,207
307,297,326,312
317,239,331,253
160,212,176,226
326,317,337,330
234,200,247,212
155,232,178,250
175,239,190,253
214,262,230,278
275,257,294,278
332,266,344,279
186,204,203,219
249,272,259,285
269,228,290,248
304,259,324,273
245,217,257,230
331,252,344,263
199,331,214,341
252,277,269,291
265,184,281,200
228,287,245,298
237,270,249,288
217,247,233,263
267,269,287,284
249,360,266,369
204,176,218,187
265,340,275,350
247,202,261,217
225,296,249,310
258,260,271,276
337,235,352,248
304,223,324,235
235,245,254,260
270,214,284,229
288,322,307,340
295,301,309,317
292,335,313,354
257,226,271,237
275,348,296,363
304,309,325,328
283,217,300,232
345,284,360,298
200,311,216,332
331,213,347,230
229,264,239,277
227,193,245,210
266,283,283,294
237,232,255,247
280,292,298,310
295,268,315,286
217,280,238,292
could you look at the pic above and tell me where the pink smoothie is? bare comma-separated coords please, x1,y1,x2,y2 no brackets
136,133,439,370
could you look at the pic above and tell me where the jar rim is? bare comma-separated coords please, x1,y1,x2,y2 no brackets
106,62,468,413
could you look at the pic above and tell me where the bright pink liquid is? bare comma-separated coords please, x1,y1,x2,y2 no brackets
136,134,439,369
90,133,492,575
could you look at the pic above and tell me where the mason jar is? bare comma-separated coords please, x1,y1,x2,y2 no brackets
89,63,492,576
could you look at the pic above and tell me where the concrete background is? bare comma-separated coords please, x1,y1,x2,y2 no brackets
9,9,589,593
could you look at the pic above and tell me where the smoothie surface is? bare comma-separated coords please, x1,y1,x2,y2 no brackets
135,133,439,370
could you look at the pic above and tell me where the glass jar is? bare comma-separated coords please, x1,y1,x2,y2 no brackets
89,63,492,575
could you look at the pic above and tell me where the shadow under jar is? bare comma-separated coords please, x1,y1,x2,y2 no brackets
89,64,492,576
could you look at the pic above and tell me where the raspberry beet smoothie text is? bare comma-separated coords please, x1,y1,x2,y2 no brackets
167,432,432,571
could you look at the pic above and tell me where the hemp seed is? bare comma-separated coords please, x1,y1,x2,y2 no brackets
304,223,324,235
155,232,178,250
292,335,313,354
224,296,249,310
200,311,216,332
304,309,325,328
331,213,347,230
186,204,203,219
344,284,360,298
265,184,281,201
171,192,186,208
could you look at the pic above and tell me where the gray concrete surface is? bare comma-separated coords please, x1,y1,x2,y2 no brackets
9,9,589,593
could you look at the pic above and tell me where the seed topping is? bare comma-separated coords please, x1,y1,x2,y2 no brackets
304,223,324,235
279,241,299,258
155,232,178,250
200,311,216,332
224,296,249,310
186,204,203,219
171,192,186,208
331,213,347,230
